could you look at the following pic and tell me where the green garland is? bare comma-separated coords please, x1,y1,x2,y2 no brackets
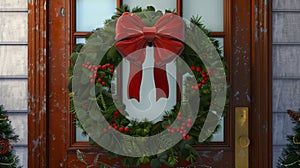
69,5,228,168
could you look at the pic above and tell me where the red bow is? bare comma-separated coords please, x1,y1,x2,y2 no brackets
115,12,185,101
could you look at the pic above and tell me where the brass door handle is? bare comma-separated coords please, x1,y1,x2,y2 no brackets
239,136,250,148
235,107,249,168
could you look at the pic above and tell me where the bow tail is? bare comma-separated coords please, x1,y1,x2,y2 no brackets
154,65,169,101
128,63,143,102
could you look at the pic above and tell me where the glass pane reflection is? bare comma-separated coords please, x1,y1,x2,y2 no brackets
183,0,224,32
211,117,224,142
213,38,224,57
122,0,176,12
76,0,116,31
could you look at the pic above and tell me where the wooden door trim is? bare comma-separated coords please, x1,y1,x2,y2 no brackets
250,0,273,167
28,0,48,167
28,0,273,167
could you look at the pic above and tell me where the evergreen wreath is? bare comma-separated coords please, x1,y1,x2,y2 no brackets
69,5,228,167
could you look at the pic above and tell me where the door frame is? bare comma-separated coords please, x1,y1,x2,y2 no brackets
28,0,272,167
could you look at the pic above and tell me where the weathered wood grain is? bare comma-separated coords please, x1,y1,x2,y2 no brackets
0,13,27,43
14,146,28,168
0,46,27,76
273,113,294,145
273,80,300,112
273,13,300,43
273,46,300,77
0,80,27,110
273,0,300,10
0,0,27,9
7,113,28,145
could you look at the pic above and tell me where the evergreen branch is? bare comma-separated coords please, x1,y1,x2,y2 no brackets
279,160,300,167
100,93,107,111
287,110,300,122
0,158,16,166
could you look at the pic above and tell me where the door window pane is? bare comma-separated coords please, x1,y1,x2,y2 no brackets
183,0,224,32
213,38,224,57
76,126,89,142
75,38,89,142
211,117,224,142
76,0,116,31
122,0,176,12
76,38,86,44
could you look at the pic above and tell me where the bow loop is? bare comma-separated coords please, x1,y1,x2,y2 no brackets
115,12,185,101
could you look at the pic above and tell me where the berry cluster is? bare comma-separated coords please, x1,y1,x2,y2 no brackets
190,66,216,90
166,112,193,141
102,110,130,134
82,62,115,86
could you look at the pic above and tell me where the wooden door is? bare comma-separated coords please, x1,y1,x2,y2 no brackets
28,0,272,167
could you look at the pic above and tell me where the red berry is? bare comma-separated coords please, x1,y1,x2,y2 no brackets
167,125,171,129
109,65,114,69
196,67,201,72
100,73,105,77
102,81,106,86
202,80,206,84
187,118,192,123
183,137,187,141
124,127,129,133
86,61,91,65
108,125,112,130
186,135,191,139
90,79,94,83
114,125,118,130
110,69,114,73
191,66,195,70
103,128,107,133
97,78,102,83
119,127,124,132
114,111,120,116
187,123,192,128
102,65,107,70
178,112,182,116
106,63,111,67
198,83,202,88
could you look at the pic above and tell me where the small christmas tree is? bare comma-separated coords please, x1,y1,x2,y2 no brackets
0,105,20,168
278,109,300,167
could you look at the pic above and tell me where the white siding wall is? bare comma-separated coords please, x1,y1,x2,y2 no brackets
272,0,300,167
0,0,28,167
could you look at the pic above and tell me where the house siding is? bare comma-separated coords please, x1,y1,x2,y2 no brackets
0,0,28,167
272,0,300,167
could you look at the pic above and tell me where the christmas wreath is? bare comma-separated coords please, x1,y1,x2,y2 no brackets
69,6,228,167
